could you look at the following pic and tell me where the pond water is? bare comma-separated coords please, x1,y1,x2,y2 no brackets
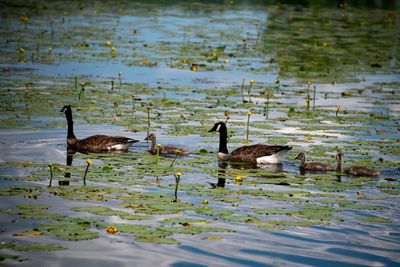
1,1,399,266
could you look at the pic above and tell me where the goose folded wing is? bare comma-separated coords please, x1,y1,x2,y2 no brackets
230,144,289,162
77,135,136,151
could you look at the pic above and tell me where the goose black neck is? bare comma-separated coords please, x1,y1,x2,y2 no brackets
65,109,76,140
218,124,229,154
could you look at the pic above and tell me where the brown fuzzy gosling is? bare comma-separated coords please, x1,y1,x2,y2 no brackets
295,152,333,171
336,152,380,177
144,133,189,155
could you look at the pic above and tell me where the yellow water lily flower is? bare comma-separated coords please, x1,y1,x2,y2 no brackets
175,172,183,177
249,79,256,85
105,41,112,47
19,47,25,53
86,159,93,166
20,16,29,24
234,175,243,182
247,111,252,116
106,226,117,234
202,199,209,205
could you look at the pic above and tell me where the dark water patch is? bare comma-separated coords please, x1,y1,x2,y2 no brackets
327,247,400,267
179,245,274,267
242,248,370,267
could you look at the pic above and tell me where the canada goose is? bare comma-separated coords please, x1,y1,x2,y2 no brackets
295,152,333,171
60,105,138,153
336,152,380,177
208,122,292,164
144,133,189,155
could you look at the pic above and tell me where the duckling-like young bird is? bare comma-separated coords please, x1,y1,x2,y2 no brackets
144,133,189,155
336,152,380,177
61,105,138,153
295,152,333,171
208,122,291,164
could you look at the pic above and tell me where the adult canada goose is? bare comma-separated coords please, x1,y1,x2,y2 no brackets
144,133,189,155
208,122,292,164
295,152,333,172
60,105,139,153
336,152,380,177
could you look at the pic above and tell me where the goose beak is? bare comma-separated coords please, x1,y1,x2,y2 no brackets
208,124,218,132
144,136,149,141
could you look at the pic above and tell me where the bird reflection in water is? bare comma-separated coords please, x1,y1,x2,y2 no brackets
59,147,76,186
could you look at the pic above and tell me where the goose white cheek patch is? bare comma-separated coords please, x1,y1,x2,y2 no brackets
216,124,221,132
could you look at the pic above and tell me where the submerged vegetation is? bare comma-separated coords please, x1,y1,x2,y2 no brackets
0,1,399,266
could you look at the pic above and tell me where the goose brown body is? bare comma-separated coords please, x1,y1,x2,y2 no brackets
61,105,138,153
208,122,291,164
295,152,333,171
336,152,380,177
145,133,189,155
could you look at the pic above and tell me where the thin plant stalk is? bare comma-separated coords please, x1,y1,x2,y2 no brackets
174,172,182,200
240,78,245,103
313,85,316,110
156,145,161,164
170,149,180,167
146,107,151,141
248,80,255,103
131,95,135,118
265,94,270,119
111,80,114,91
306,82,311,111
48,164,53,187
246,111,251,141
83,160,92,186
74,76,78,91
118,72,122,89
78,84,85,100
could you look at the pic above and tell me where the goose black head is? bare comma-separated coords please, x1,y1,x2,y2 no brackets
208,122,226,133
60,105,72,114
